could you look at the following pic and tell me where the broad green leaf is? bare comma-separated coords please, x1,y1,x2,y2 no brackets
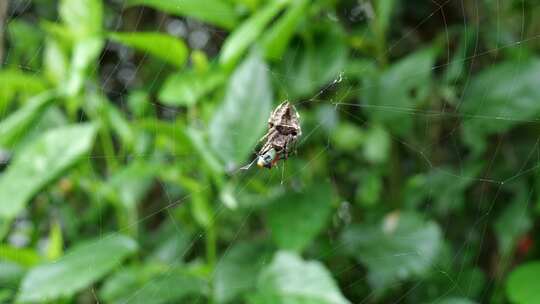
101,265,207,304
362,124,390,164
108,161,157,209
108,32,188,68
219,0,289,66
0,261,24,287
403,164,482,214
266,182,333,251
214,241,272,303
65,37,104,97
506,261,540,304
6,20,43,70
0,245,42,267
0,92,55,150
0,124,97,220
17,235,137,303
254,251,350,304
148,230,191,264
12,106,69,155
362,48,435,136
0,70,46,108
261,0,309,60
121,269,207,304
355,171,382,207
461,58,540,143
341,212,442,291
44,39,69,85
159,69,226,106
332,122,365,151
209,52,272,169
100,265,158,303
281,23,347,98
187,127,224,175
126,0,238,29
0,290,13,303
59,0,102,37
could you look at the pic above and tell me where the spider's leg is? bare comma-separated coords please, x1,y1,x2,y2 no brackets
239,158,257,170
258,131,269,144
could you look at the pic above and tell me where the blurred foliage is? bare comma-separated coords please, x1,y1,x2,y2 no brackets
1,0,540,303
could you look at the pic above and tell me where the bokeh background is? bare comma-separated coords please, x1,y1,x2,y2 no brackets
1,0,540,303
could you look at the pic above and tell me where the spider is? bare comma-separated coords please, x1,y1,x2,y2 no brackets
255,101,302,169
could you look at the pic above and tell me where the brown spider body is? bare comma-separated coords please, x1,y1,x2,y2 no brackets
256,101,301,169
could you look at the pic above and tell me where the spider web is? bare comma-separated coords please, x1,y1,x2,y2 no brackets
1,0,538,303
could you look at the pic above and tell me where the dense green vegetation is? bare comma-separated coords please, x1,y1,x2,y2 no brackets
1,0,540,303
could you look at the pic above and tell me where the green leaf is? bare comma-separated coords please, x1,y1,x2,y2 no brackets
100,266,154,303
108,161,157,209
332,122,365,151
254,251,350,304
281,23,347,98
108,32,188,68
0,92,55,150
362,124,390,164
44,39,69,85
261,0,309,60
159,69,226,106
126,270,207,304
17,234,137,303
362,48,435,136
101,265,207,304
461,58,540,142
0,70,46,108
0,124,97,220
506,261,540,304
148,229,191,264
186,127,224,175
59,0,102,37
0,245,42,267
266,183,333,251
341,212,442,291
0,261,24,287
355,171,382,207
65,37,104,97
403,164,482,213
13,106,69,154
45,221,63,260
6,20,43,70
209,51,272,169
219,0,289,66
126,0,237,29
214,241,272,303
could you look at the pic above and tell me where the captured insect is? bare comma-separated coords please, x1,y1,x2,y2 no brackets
242,101,302,170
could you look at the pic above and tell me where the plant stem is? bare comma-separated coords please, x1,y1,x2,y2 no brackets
99,125,118,173
206,221,217,269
